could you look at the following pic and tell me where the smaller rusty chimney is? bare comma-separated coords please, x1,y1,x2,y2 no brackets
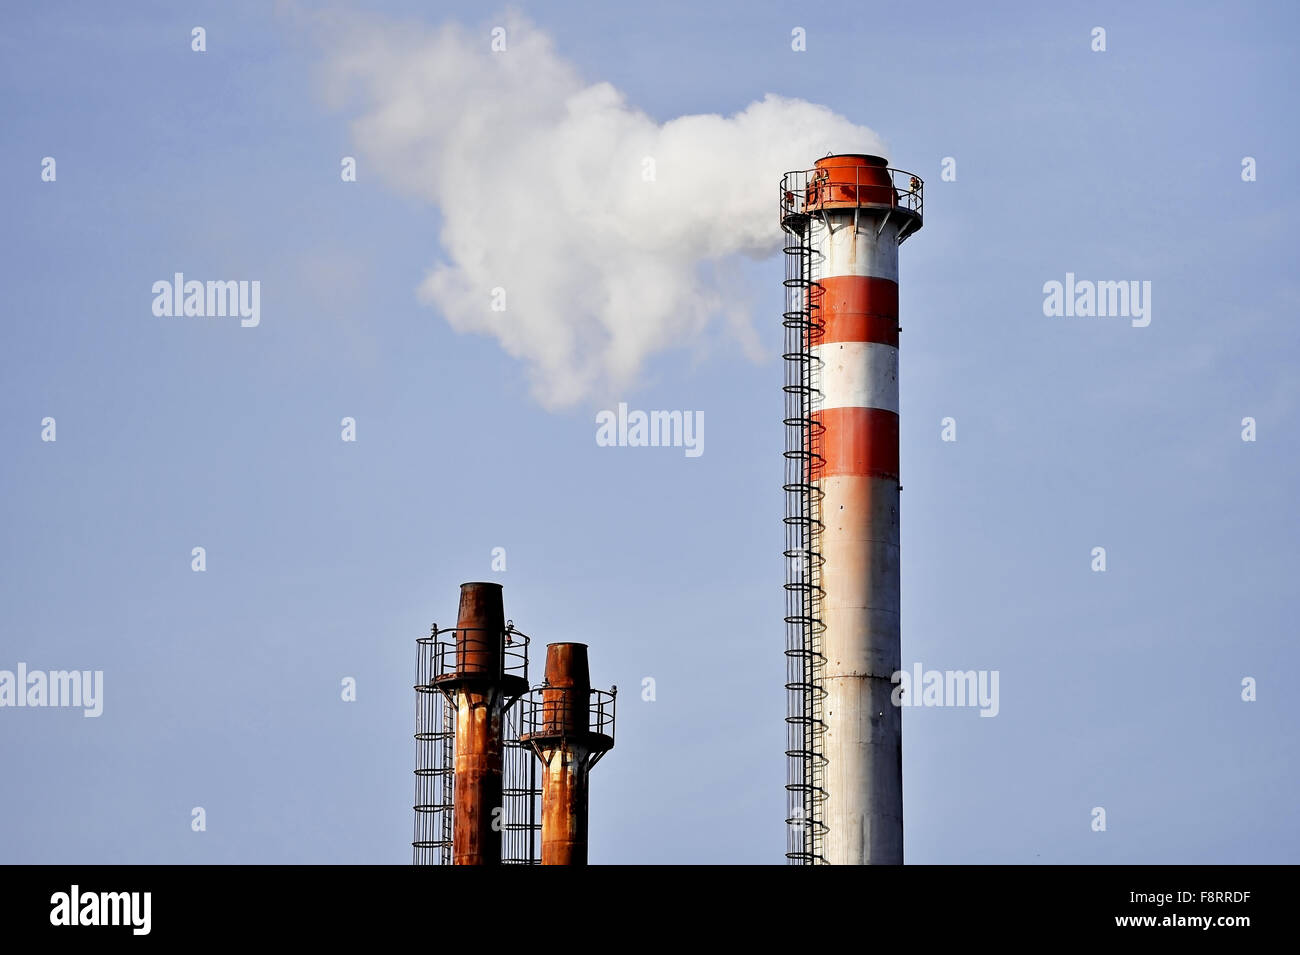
521,643,616,865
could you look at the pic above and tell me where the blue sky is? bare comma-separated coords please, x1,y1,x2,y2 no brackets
1,0,1297,863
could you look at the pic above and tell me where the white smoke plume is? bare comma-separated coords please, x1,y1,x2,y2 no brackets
318,11,887,408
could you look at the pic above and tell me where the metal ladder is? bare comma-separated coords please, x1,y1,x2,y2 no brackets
782,196,828,864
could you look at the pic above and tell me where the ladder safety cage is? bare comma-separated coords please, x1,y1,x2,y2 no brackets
413,623,541,865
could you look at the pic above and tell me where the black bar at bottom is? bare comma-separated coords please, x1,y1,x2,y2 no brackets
3,864,1283,941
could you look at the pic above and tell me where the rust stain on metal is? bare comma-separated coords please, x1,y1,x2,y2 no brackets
540,642,589,735
524,643,614,866
447,581,508,866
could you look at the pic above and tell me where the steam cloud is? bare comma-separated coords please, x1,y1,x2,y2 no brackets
320,13,887,408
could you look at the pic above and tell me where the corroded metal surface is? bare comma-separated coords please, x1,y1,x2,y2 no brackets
450,582,507,866
521,643,615,866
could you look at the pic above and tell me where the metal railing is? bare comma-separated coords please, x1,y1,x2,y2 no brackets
424,623,531,684
518,686,617,743
779,164,924,242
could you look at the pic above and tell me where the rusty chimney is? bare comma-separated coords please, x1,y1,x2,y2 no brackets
521,643,615,865
430,582,529,865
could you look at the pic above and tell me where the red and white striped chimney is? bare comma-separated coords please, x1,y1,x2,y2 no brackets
801,154,921,864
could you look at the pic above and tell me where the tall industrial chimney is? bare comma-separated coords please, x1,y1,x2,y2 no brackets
521,643,616,865
781,154,923,865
